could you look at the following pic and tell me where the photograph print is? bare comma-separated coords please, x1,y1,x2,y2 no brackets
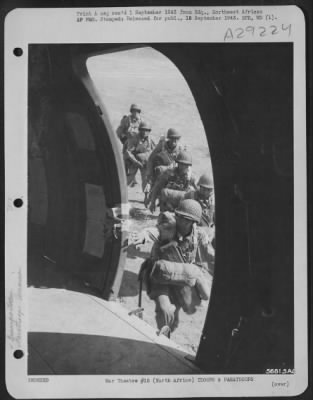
27,42,294,376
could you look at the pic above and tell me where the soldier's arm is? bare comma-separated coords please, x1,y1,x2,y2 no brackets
150,138,156,150
146,141,163,180
196,227,215,274
191,175,198,190
126,151,143,167
116,116,129,140
130,227,160,246
123,139,142,167
149,171,170,204
184,190,195,200
122,139,132,158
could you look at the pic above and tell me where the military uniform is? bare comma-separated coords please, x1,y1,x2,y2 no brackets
149,165,197,212
116,114,142,144
137,201,214,333
116,104,142,144
146,129,183,187
185,190,215,226
123,125,155,190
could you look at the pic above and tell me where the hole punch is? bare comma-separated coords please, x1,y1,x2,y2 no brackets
13,48,23,57
13,198,23,208
13,349,24,359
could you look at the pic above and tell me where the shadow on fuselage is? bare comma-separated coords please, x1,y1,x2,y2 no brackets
28,331,198,375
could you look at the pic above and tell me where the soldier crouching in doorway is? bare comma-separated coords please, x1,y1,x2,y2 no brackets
131,199,215,336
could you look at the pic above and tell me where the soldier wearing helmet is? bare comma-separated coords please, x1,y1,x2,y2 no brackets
123,121,156,189
131,199,214,335
185,172,215,227
145,128,183,187
147,150,197,213
116,103,142,144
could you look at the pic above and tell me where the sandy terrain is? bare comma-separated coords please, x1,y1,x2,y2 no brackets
87,47,214,354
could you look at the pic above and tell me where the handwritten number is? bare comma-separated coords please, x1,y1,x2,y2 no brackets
282,23,292,36
225,24,292,41
236,28,244,39
246,26,255,36
259,26,266,37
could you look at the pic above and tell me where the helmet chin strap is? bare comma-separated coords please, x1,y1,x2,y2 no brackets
186,166,192,180
167,141,176,150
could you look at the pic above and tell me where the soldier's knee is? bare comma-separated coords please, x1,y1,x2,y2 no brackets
155,295,175,320
155,294,172,311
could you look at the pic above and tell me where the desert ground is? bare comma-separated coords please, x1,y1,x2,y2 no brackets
87,47,214,354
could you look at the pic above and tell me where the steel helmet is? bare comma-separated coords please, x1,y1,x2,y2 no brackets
198,173,214,189
167,128,181,139
130,103,141,112
176,150,192,166
175,199,202,223
138,121,151,131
